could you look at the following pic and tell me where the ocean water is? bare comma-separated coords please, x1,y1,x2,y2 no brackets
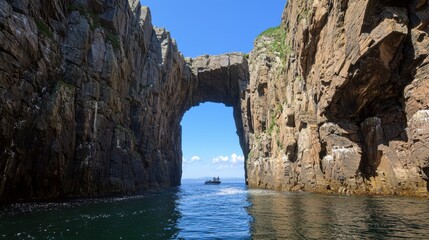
1,179,429,239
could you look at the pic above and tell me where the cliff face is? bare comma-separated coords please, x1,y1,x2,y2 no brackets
243,0,429,196
1,0,428,202
0,0,248,202
0,0,189,201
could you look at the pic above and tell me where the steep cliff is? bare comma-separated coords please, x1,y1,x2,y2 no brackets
0,0,248,202
1,0,429,203
243,0,429,196
0,0,188,202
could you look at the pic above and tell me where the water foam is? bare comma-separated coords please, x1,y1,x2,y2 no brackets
216,187,246,195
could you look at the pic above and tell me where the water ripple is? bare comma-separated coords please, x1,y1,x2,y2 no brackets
1,180,428,239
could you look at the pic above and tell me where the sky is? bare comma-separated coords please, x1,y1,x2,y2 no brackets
181,103,244,179
141,0,286,179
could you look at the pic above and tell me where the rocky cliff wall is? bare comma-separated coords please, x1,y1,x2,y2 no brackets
0,0,248,202
0,0,191,202
243,0,429,196
1,0,429,203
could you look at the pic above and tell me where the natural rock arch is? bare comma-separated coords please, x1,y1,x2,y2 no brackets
175,53,250,182
186,53,250,163
0,0,249,203
3,0,429,203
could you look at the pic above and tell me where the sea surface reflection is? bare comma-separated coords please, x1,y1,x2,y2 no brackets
247,189,429,239
1,181,429,239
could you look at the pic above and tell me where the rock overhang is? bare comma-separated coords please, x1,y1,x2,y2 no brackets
186,53,249,107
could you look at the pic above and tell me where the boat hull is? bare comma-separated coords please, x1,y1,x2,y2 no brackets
204,181,221,185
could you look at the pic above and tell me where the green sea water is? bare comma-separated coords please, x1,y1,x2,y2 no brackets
1,180,428,239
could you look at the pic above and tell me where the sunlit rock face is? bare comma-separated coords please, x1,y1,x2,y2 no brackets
0,0,248,202
243,0,429,196
1,0,429,203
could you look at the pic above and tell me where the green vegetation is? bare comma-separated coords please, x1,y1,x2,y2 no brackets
276,103,283,114
268,114,278,135
267,103,284,135
255,133,262,143
298,8,312,21
243,53,249,59
67,3,86,15
52,80,75,93
89,12,102,30
68,3,101,30
106,31,120,49
247,151,253,160
257,26,282,38
277,139,283,150
35,19,53,38
257,26,291,61
298,0,314,21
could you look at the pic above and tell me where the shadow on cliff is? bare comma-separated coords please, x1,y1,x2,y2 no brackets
321,1,428,189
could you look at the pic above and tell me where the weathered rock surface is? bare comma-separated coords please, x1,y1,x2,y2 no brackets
1,0,429,202
0,0,248,203
243,0,429,196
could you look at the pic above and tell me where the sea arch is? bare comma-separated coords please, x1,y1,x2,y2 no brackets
0,2,251,202
179,53,250,181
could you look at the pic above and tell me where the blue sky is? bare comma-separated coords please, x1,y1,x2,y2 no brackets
181,103,244,179
142,0,286,179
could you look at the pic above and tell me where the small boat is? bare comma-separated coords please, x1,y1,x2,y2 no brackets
205,177,221,185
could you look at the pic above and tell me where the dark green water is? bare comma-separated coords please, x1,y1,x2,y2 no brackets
1,180,428,239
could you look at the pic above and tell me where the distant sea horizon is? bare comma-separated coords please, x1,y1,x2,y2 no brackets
182,177,245,181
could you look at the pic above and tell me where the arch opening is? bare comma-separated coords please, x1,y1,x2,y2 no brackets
175,53,250,184
180,103,245,180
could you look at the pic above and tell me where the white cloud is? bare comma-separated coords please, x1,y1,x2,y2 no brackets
213,155,229,163
230,153,244,164
212,153,244,166
183,155,200,164
217,164,234,170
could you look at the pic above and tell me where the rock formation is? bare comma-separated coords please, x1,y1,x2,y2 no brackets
243,0,429,196
0,0,248,202
1,0,429,202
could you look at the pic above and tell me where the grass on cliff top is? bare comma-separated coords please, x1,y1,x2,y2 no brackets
258,26,283,38
257,26,290,61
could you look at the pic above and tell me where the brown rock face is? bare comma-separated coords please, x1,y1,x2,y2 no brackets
0,0,248,203
1,0,428,202
243,0,429,196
